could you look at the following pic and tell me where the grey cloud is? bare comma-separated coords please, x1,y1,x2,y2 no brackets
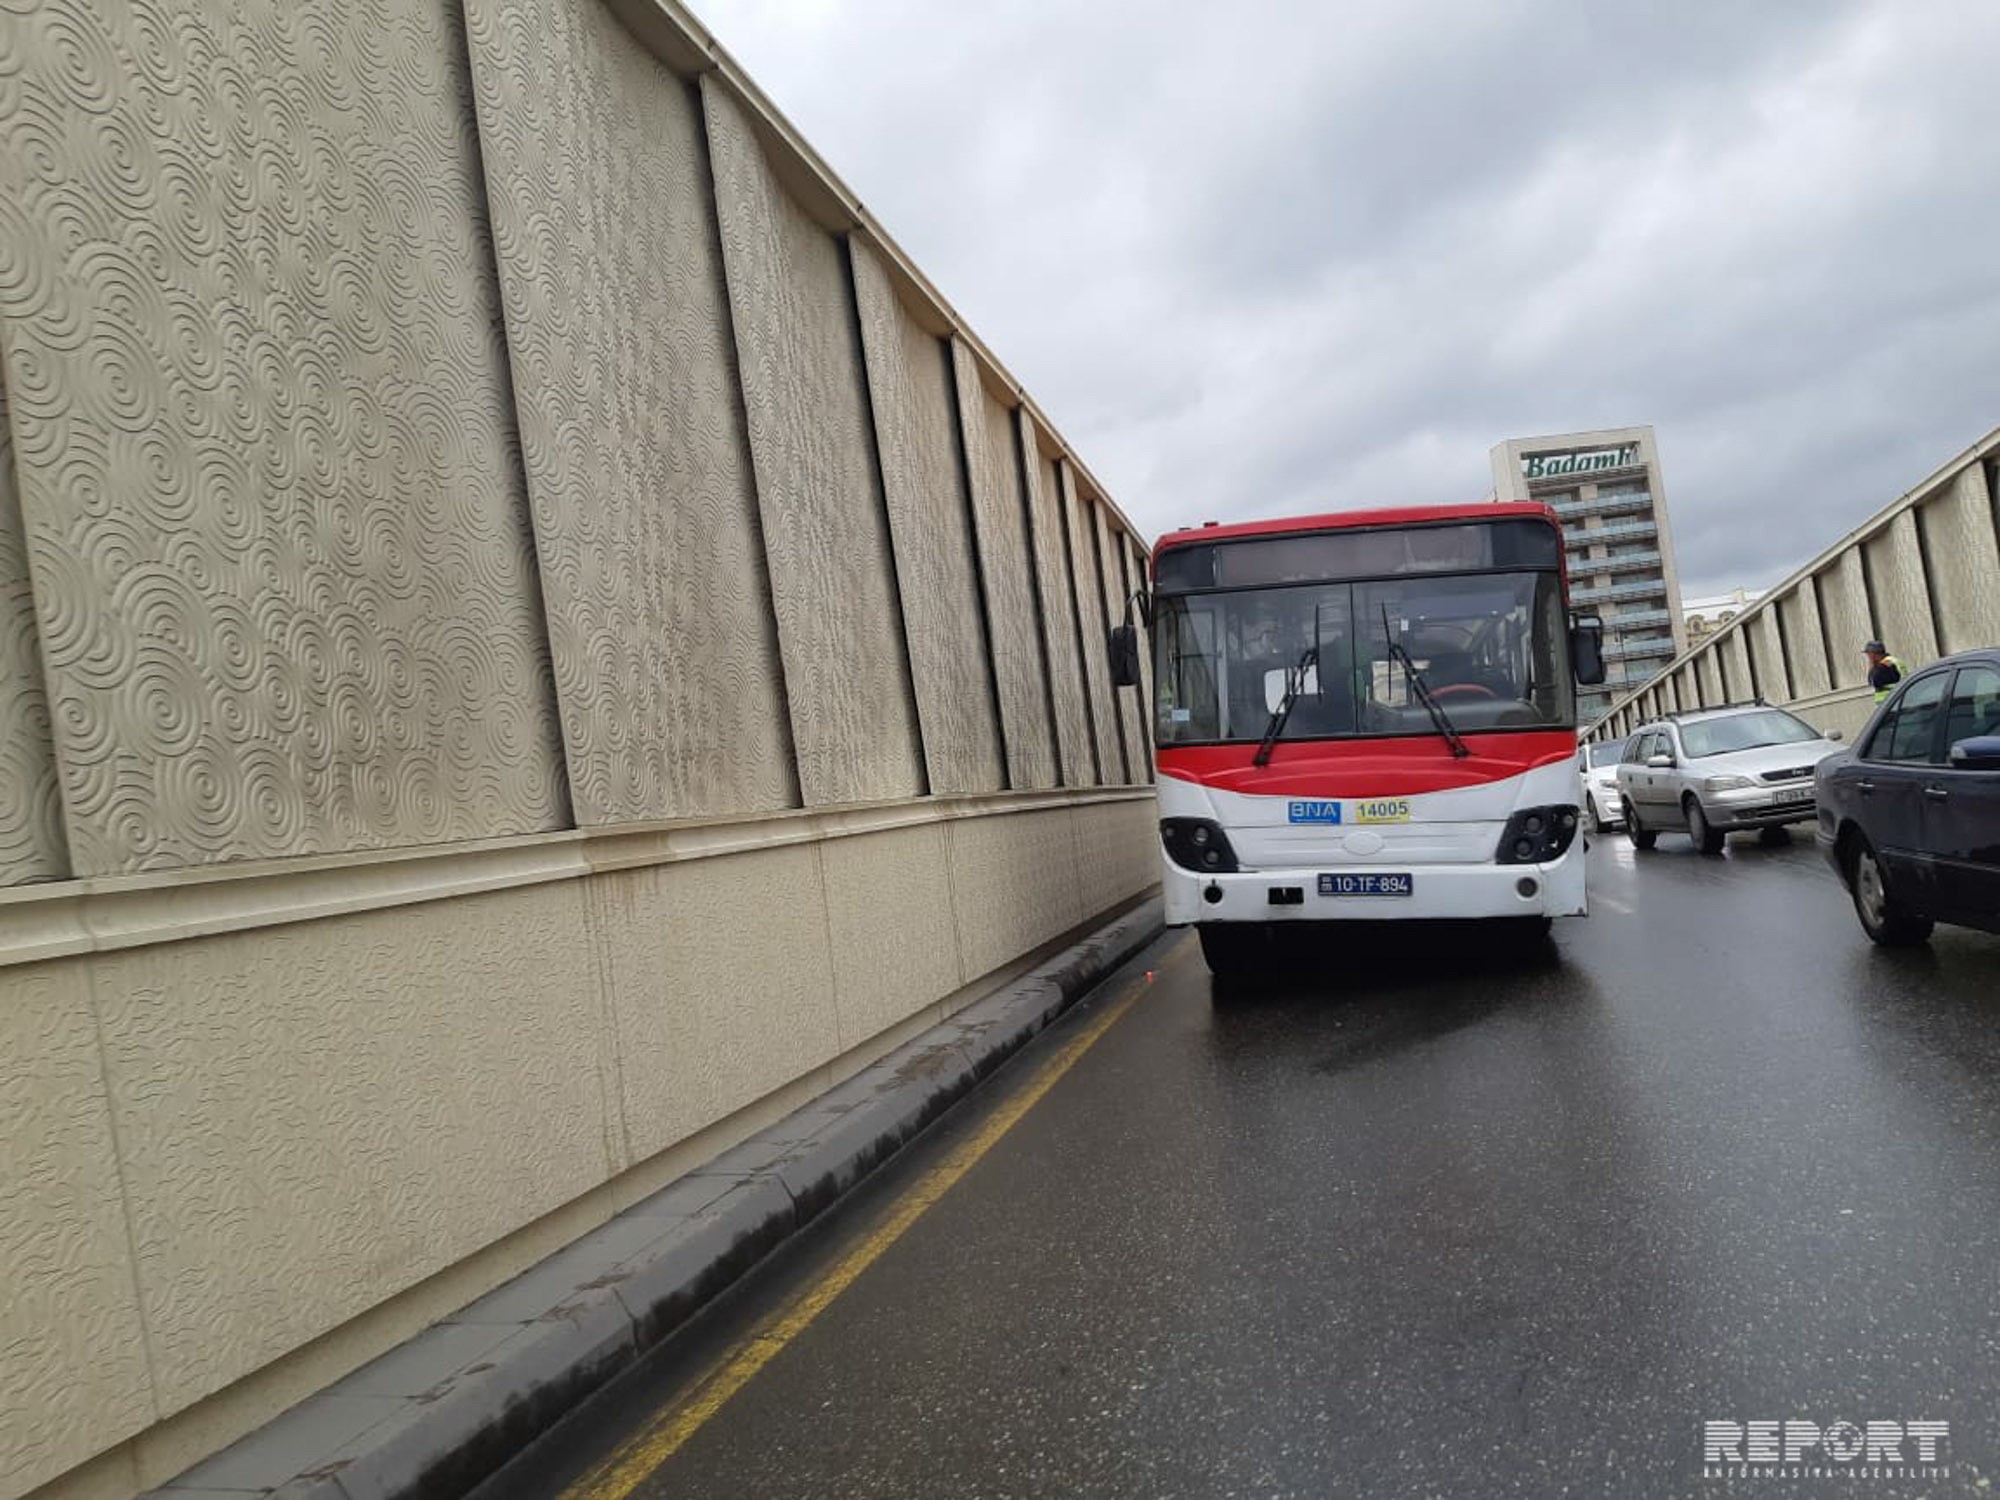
705,0,2000,604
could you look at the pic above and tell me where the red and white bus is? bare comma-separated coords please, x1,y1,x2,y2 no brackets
1110,502,1607,975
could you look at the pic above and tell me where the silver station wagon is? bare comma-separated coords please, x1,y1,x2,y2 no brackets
1615,703,1846,855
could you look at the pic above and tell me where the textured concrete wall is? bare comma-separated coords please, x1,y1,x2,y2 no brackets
0,798,1156,1499
1862,511,1939,667
1024,426,1095,788
704,82,925,808
0,0,573,877
1752,608,1790,701
1064,463,1125,784
1594,430,2000,741
0,1,1160,1494
1093,494,1146,781
1780,578,1833,699
1719,629,1752,704
850,242,1005,796
953,341,1057,790
1923,466,2000,653
1815,551,1872,692
0,378,66,886
464,0,796,823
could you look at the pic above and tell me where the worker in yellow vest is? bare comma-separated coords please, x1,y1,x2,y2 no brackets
1864,640,1905,702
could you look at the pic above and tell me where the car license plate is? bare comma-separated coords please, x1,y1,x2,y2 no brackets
1318,872,1414,897
1772,786,1813,805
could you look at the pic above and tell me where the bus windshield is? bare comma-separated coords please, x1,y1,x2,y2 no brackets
1152,568,1574,746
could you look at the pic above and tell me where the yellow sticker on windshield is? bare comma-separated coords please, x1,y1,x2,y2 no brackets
1355,798,1412,824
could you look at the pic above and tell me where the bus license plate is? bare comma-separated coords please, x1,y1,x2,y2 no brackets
1318,872,1414,898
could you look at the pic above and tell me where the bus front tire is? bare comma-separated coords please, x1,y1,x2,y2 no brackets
1198,924,1267,981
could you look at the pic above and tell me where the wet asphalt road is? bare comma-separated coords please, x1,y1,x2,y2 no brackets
484,832,2000,1499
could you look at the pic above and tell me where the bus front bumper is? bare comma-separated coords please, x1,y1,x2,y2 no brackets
1162,845,1587,926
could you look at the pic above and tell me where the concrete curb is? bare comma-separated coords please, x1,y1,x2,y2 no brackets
148,897,1165,1500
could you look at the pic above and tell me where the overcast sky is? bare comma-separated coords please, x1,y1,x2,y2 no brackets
702,0,2000,601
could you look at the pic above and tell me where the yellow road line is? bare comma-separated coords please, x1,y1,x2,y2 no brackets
562,942,1183,1500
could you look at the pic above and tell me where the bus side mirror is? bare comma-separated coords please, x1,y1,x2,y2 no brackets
1571,615,1607,686
1109,625,1141,688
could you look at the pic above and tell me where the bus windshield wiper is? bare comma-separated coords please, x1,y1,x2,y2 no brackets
1381,605,1470,759
1253,645,1319,767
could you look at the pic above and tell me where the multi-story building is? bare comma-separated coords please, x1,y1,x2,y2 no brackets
1683,586,1762,644
1489,425,1688,725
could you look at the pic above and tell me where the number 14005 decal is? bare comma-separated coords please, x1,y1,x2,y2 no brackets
1355,799,1412,823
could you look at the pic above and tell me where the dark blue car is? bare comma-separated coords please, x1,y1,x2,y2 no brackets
1816,648,2000,945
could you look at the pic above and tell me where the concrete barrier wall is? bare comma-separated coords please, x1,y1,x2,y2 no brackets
1592,426,2000,745
0,2,1156,1495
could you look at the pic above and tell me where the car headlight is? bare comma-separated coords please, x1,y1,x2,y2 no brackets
1704,775,1756,792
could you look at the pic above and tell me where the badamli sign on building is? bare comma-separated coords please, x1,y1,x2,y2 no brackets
1523,443,1640,478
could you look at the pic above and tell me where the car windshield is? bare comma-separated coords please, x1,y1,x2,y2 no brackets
1679,709,1822,758
1586,741,1626,769
1151,569,1574,744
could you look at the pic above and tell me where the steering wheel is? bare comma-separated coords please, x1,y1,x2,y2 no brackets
1431,683,1499,700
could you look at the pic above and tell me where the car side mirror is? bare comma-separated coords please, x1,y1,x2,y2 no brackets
1826,729,1844,742
1949,735,2000,772
1570,614,1606,687
1108,625,1141,688
1646,753,1674,770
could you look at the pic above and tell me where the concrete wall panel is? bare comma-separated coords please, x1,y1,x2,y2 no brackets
92,882,606,1417
1919,467,2000,653
1752,608,1790,700
820,821,964,1051
1695,651,1722,706
850,243,1003,795
1092,497,1144,781
0,0,569,875
703,83,923,806
1062,464,1121,785
951,341,1055,790
1817,551,1872,690
1069,797,1157,911
0,377,67,887
1861,510,1939,668
1024,429,1093,787
946,806,1086,981
1125,534,1157,782
1720,630,1752,704
0,961,154,1496
596,844,840,1164
463,0,795,824
1779,580,1833,698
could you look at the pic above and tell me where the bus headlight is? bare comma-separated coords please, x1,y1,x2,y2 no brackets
1161,818,1240,873
1496,805,1580,865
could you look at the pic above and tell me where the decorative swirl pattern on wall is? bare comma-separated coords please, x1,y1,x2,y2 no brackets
460,0,796,825
951,339,1056,791
0,0,568,874
701,81,923,808
0,376,69,884
1062,463,1126,784
1022,426,1093,788
848,239,1003,796
1092,494,1145,784
1121,532,1155,783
